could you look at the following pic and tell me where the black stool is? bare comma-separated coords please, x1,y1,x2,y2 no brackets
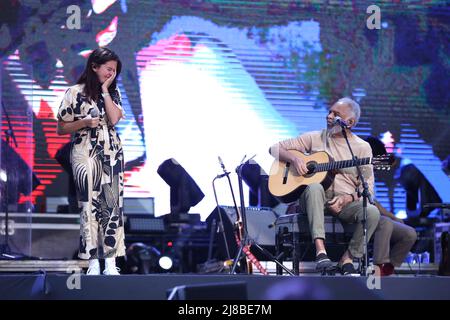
274,213,353,275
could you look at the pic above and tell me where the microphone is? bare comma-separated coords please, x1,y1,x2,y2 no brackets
218,156,225,170
216,156,229,179
333,116,349,129
90,109,99,139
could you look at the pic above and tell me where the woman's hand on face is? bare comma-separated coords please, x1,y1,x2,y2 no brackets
102,69,116,91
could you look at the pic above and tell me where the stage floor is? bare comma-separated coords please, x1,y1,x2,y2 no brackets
1,272,449,300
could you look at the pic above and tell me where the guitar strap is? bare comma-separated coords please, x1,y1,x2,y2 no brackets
234,233,268,275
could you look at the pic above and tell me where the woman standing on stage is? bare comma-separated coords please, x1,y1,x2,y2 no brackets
57,47,125,275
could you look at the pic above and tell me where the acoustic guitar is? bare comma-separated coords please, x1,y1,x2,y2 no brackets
268,150,394,203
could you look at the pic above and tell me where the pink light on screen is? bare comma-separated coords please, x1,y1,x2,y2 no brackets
36,99,70,158
381,131,396,154
96,16,118,47
136,34,198,71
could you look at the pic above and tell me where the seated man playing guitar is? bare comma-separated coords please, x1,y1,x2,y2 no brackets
269,97,381,275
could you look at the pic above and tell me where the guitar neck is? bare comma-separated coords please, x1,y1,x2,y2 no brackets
314,157,372,172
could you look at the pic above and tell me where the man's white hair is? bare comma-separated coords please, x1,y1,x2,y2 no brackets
337,97,361,125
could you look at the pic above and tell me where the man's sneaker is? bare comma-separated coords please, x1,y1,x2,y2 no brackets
315,253,333,271
339,262,359,276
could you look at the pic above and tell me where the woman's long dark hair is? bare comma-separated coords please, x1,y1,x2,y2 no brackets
77,47,122,102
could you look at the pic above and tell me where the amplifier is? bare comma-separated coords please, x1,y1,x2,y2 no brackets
206,206,278,261
217,206,278,246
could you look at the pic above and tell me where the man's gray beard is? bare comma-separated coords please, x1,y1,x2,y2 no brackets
326,125,341,138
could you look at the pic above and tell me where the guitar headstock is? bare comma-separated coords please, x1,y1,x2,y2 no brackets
372,154,395,171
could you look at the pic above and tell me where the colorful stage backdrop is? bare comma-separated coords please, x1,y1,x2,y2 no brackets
1,0,449,220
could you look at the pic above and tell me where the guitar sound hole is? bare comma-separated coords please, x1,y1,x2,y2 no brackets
305,162,317,177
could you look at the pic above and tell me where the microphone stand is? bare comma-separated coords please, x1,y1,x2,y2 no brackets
230,160,251,274
231,157,294,276
1,101,21,259
339,124,371,276
210,175,232,262
217,157,249,274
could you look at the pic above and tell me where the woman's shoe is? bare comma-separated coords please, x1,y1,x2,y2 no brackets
86,264,101,275
103,266,120,275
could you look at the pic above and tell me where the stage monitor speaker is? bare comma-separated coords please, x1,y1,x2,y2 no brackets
167,281,247,300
